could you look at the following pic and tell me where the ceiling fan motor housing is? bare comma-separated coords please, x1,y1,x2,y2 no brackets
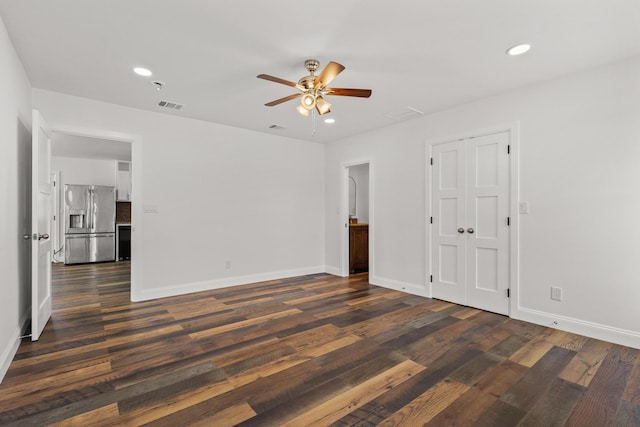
304,59,320,74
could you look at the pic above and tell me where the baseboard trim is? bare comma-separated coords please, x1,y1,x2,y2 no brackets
324,266,346,277
370,275,429,298
514,306,640,350
0,308,30,384
132,265,327,302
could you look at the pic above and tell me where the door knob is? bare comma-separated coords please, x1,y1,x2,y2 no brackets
467,228,474,234
457,228,465,234
38,233,49,240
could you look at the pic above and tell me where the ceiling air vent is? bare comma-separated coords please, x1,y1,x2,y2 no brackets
158,100,184,110
268,124,286,130
385,106,424,122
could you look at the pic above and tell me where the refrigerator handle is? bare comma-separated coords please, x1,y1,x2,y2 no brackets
89,187,94,231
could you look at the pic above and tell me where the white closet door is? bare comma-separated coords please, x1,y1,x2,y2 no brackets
465,132,510,315
432,140,466,305
431,131,510,315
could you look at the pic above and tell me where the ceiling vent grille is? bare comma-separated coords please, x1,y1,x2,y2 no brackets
158,100,184,110
268,124,286,130
385,106,424,122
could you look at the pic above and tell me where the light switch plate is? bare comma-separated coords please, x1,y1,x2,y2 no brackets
143,204,159,214
519,201,529,214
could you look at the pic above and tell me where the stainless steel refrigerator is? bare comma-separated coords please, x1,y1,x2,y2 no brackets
64,185,116,264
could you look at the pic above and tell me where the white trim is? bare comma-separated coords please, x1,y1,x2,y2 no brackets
370,274,429,298
425,122,519,315
0,308,30,383
131,265,326,302
324,266,346,277
513,306,640,350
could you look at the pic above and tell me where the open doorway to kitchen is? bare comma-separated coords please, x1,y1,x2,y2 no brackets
50,131,133,294
342,162,371,276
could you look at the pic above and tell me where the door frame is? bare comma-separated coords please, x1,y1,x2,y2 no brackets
426,122,519,315
340,160,373,277
51,126,139,298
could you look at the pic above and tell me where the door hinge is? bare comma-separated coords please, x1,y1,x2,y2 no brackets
507,145,510,154
430,275,433,283
430,216,433,224
507,217,510,226
507,289,510,298
430,157,433,165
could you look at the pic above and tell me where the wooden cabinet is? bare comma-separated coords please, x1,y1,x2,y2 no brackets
349,223,369,273
116,161,131,201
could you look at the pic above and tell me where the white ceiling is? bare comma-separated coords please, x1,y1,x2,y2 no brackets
1,0,639,143
52,133,131,161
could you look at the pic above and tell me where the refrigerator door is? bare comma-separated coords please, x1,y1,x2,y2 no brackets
65,234,90,264
65,233,115,264
90,233,116,262
65,185,90,234
90,186,116,233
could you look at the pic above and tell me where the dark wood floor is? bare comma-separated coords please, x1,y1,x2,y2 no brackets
1,262,639,426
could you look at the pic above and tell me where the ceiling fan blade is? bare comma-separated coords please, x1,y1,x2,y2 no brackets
313,62,345,89
265,93,301,106
257,74,299,88
325,88,372,98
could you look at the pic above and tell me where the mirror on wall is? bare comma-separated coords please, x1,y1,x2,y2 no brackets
347,164,369,223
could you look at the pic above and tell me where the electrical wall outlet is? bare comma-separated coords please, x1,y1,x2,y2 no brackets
225,260,231,269
551,286,562,301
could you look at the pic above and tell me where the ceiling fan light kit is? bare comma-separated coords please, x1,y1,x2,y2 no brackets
257,59,372,118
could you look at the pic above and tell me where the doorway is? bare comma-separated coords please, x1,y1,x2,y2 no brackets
429,130,511,315
342,162,371,276
51,131,132,270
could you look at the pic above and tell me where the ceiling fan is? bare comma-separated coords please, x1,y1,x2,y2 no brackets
257,59,372,117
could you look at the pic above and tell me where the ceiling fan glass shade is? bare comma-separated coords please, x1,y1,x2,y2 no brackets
300,93,316,110
315,96,331,115
296,104,310,116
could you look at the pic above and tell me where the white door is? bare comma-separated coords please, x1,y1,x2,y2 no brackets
431,131,510,315
31,110,53,341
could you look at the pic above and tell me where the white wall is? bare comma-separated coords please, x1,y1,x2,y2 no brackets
0,15,32,382
33,89,326,301
52,156,117,187
326,56,640,348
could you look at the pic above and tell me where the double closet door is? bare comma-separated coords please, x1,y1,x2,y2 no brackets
431,131,510,315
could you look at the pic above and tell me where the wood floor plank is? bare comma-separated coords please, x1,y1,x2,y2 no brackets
1,261,638,426
280,359,425,427
424,387,497,427
377,378,469,426
622,351,640,404
517,377,585,427
559,337,612,387
564,344,636,427
500,346,576,411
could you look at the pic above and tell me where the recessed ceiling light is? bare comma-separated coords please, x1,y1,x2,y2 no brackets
506,44,531,56
133,67,152,77
324,118,335,124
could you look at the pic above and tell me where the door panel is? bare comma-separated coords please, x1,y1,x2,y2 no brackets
431,131,510,315
432,141,466,305
91,186,116,233
466,132,510,315
31,110,53,341
90,233,116,262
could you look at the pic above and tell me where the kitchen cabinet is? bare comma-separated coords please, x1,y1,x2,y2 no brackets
116,161,131,201
349,223,369,273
